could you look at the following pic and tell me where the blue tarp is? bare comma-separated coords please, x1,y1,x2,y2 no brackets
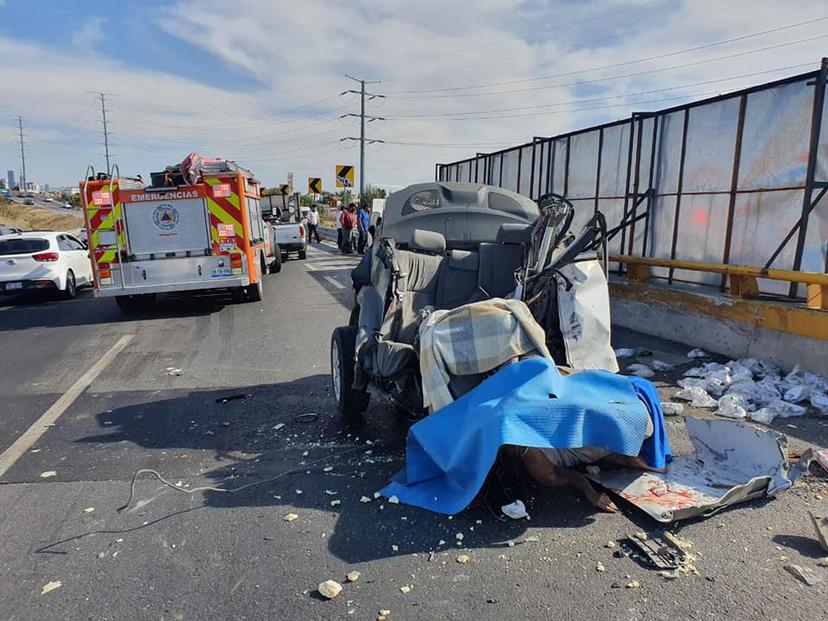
381,357,667,515
629,376,672,470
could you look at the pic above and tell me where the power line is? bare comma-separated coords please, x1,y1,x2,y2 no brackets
383,61,815,120
384,15,828,96
379,0,771,85
388,32,828,101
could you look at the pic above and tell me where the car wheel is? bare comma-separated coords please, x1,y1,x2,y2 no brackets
331,326,370,417
62,270,77,300
298,247,307,260
115,293,156,314
269,244,282,274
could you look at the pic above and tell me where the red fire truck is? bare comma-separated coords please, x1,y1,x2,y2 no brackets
80,158,279,313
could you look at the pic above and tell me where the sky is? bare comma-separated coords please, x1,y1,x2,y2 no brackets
0,0,825,192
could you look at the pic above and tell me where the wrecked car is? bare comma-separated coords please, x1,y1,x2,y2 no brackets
329,182,616,419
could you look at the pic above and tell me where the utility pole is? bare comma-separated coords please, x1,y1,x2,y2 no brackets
342,75,384,205
98,92,112,175
16,116,26,191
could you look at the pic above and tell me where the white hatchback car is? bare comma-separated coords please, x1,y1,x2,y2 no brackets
0,231,93,299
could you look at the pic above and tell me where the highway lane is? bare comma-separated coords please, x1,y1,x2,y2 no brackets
0,242,826,620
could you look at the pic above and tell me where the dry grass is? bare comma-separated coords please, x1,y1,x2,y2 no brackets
0,200,83,233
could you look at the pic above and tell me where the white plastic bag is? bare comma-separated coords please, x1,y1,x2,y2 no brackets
662,402,684,416
811,392,828,416
687,348,708,359
749,407,777,425
715,394,748,419
651,360,673,372
614,347,637,359
674,386,717,408
783,384,810,403
766,398,806,419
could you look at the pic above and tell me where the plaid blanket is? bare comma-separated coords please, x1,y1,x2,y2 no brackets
419,298,552,412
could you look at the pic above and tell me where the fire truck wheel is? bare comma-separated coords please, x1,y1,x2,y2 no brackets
246,275,263,302
331,326,370,417
115,293,156,314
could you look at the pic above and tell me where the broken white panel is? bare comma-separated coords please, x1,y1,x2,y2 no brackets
556,259,618,373
589,418,808,523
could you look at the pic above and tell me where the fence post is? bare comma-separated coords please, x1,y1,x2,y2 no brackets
668,108,691,284
721,93,748,290
790,56,828,296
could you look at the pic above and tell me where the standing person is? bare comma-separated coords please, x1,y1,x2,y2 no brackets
340,203,357,254
306,204,321,243
335,205,343,249
357,203,371,254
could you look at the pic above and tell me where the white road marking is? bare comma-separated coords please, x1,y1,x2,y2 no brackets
323,276,346,289
0,333,135,478
306,262,359,272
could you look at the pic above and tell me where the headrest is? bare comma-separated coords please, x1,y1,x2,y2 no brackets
411,229,447,255
497,223,534,245
447,249,479,271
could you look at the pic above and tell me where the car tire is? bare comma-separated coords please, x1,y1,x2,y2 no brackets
298,247,307,260
331,326,370,417
116,293,156,314
269,244,282,274
62,270,77,300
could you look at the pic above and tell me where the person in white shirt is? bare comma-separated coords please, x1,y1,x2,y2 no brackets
335,205,343,248
306,204,321,243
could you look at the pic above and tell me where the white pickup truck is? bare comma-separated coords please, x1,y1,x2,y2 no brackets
261,193,307,260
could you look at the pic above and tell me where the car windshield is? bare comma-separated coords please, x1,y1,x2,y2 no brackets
0,238,50,255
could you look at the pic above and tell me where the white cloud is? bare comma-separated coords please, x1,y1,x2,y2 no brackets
0,0,825,191
71,16,106,50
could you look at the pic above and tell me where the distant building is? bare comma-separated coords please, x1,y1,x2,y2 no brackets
44,183,50,193
6,170,14,189
0,178,6,190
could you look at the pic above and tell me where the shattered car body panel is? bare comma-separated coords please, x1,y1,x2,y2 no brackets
589,418,808,522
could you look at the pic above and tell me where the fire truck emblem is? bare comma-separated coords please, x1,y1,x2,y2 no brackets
152,204,179,231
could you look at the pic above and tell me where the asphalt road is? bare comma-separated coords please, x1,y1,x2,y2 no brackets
9,196,77,218
0,242,826,620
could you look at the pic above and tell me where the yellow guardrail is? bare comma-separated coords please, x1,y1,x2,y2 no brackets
611,255,828,310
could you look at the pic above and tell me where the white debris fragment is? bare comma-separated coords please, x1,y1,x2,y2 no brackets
662,402,684,416
674,386,717,408
399,585,411,594
325,489,338,495
360,496,372,503
438,539,446,546
388,495,400,504
686,348,708,359
626,363,654,379
40,581,62,595
501,500,529,520
391,545,399,552
615,347,637,359
373,491,381,499
295,489,303,495
330,500,341,507
282,513,299,522
83,507,95,513
456,554,470,564
318,580,343,599
272,423,286,431
39,471,57,479
346,571,361,582
651,360,673,372
596,562,606,572
768,399,806,419
784,564,823,586
455,533,464,541
323,466,334,472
